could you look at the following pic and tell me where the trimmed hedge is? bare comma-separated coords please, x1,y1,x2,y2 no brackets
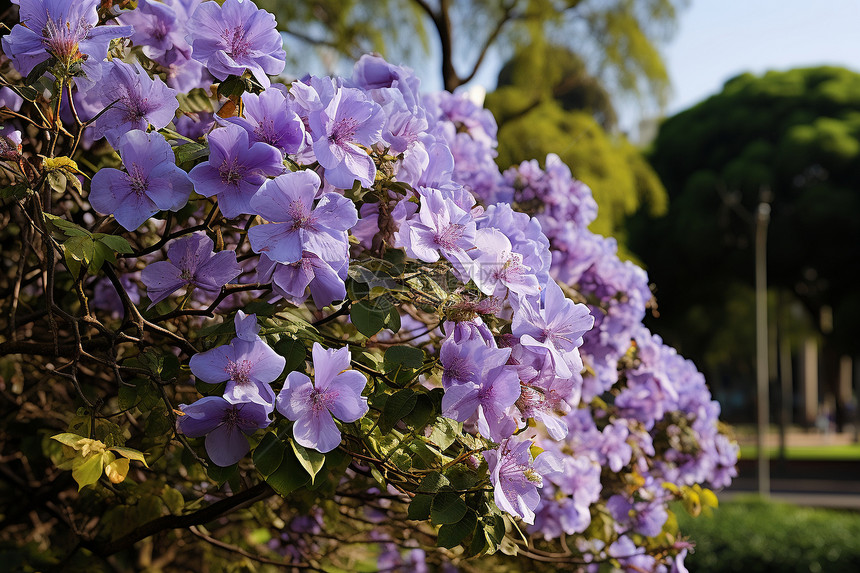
677,496,860,572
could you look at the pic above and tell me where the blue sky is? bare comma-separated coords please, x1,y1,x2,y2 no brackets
662,0,860,117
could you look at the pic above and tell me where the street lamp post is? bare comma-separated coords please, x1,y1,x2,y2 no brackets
755,201,771,496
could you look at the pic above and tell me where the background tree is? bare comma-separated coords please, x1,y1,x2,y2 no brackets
485,42,668,246
628,66,860,422
262,0,685,105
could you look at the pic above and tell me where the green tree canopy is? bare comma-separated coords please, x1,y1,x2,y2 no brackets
629,66,860,363
260,0,684,104
485,43,667,245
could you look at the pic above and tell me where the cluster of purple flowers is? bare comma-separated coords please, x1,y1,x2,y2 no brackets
0,0,737,567
179,311,368,464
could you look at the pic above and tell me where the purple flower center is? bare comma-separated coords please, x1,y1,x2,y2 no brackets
288,200,315,230
127,164,149,196
253,118,278,146
218,158,245,186
540,326,573,350
499,454,540,496
515,384,544,417
152,20,170,42
121,89,154,124
226,359,253,385
42,16,90,65
433,224,465,252
309,387,337,414
498,252,526,279
444,356,474,384
329,118,359,146
222,404,249,429
223,26,251,59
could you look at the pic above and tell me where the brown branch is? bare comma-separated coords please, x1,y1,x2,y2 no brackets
81,481,276,557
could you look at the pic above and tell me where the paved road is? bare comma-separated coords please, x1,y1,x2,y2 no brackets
724,458,860,509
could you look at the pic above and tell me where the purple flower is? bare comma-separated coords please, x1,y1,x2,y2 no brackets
187,0,285,88
276,342,368,453
257,252,347,309
442,361,519,442
221,87,305,156
141,232,241,307
121,0,198,66
439,334,505,389
484,438,563,525
90,61,180,148
308,86,384,189
598,421,633,473
188,123,284,218
0,87,24,112
470,227,541,298
607,493,668,537
174,111,216,141
512,353,577,440
1,0,132,78
395,188,477,280
189,311,285,409
512,279,594,379
89,130,192,231
248,170,357,265
178,396,271,466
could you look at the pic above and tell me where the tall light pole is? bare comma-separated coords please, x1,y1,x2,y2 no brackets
755,201,771,496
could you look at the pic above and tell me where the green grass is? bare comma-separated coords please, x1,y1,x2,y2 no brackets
738,443,860,460
677,496,860,572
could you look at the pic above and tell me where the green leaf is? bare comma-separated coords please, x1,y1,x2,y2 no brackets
109,446,149,468
64,235,95,264
1,183,30,200
382,248,407,274
350,299,387,337
172,142,209,164
162,487,185,514
408,439,436,470
417,471,450,494
217,75,246,98
72,453,104,491
404,393,434,428
96,234,134,254
289,440,326,483
407,493,433,520
91,241,111,271
380,389,417,434
467,524,489,556
369,465,386,488
346,277,369,300
431,491,468,525
207,463,238,485
384,304,401,333
253,432,285,477
274,337,307,372
437,509,477,549
10,84,39,101
266,446,311,496
160,352,180,380
428,418,460,451
52,433,83,448
383,346,425,371
104,457,129,484
25,58,53,85
445,466,478,491
488,514,506,544
46,170,66,194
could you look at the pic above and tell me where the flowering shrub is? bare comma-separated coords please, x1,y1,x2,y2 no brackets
0,1,737,570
